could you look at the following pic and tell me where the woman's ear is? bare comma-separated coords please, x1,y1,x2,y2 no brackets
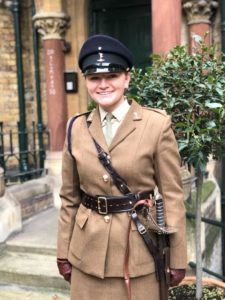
125,72,131,89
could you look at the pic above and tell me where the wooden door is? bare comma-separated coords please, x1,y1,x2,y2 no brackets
91,0,152,68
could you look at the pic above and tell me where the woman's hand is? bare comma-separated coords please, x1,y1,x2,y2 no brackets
169,268,185,287
57,258,72,283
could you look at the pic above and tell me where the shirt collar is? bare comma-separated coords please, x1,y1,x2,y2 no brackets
99,99,130,123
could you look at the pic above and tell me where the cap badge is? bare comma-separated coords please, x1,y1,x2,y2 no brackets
97,47,105,62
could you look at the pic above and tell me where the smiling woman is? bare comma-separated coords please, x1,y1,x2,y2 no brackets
56,34,187,300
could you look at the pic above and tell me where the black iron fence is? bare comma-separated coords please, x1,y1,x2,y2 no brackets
0,121,49,184
186,211,225,281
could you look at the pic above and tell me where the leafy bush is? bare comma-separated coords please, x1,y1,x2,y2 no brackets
169,284,225,300
127,36,225,170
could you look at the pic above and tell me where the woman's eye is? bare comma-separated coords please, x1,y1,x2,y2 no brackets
108,74,118,79
88,76,99,81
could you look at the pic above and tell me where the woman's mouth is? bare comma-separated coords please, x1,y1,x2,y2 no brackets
98,91,113,95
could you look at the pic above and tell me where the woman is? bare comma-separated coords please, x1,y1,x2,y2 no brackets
57,34,187,300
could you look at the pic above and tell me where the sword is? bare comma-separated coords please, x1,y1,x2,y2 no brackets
155,192,171,300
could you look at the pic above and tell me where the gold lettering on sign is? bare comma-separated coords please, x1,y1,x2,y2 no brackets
47,48,56,96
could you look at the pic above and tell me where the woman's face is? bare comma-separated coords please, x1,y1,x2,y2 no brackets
85,72,130,112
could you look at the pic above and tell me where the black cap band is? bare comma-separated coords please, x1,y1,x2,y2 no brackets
83,65,127,75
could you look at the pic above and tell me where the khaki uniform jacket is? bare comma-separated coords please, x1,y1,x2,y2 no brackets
57,100,187,279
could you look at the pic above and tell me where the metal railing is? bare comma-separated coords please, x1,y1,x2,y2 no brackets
0,121,49,184
186,211,225,281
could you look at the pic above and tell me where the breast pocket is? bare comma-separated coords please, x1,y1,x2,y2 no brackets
70,204,90,259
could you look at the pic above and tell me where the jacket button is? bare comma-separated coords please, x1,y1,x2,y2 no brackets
102,174,109,182
104,216,110,223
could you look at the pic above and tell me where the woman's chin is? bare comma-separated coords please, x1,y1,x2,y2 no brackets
98,99,114,107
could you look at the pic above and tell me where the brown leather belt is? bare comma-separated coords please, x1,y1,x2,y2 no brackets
81,191,154,215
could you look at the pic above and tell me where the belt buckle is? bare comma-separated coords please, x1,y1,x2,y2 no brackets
97,196,108,215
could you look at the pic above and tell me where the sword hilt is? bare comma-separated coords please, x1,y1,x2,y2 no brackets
155,192,165,228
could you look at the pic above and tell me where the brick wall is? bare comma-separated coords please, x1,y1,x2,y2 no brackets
0,6,18,129
0,1,48,172
0,0,47,131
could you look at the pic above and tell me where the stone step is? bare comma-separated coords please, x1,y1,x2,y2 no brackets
0,283,70,300
5,207,58,256
5,242,56,256
0,250,69,291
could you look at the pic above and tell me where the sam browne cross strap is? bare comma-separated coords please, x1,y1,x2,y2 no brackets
66,113,153,213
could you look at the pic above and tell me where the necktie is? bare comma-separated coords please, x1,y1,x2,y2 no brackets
104,113,114,145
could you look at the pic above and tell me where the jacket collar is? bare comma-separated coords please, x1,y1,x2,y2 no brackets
87,100,143,151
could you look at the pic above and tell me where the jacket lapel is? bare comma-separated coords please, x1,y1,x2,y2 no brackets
87,108,108,149
109,100,143,151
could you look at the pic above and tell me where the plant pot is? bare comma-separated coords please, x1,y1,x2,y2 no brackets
169,276,225,300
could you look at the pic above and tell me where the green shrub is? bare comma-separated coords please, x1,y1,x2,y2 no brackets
127,36,225,170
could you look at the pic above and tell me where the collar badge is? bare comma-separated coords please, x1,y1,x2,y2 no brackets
133,111,141,120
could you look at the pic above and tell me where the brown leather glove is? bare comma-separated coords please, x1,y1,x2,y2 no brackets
169,268,186,287
57,258,72,283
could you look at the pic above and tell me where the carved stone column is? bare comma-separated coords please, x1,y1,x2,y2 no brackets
33,12,70,151
182,0,218,52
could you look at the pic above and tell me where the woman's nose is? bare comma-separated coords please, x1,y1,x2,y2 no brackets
99,78,108,88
